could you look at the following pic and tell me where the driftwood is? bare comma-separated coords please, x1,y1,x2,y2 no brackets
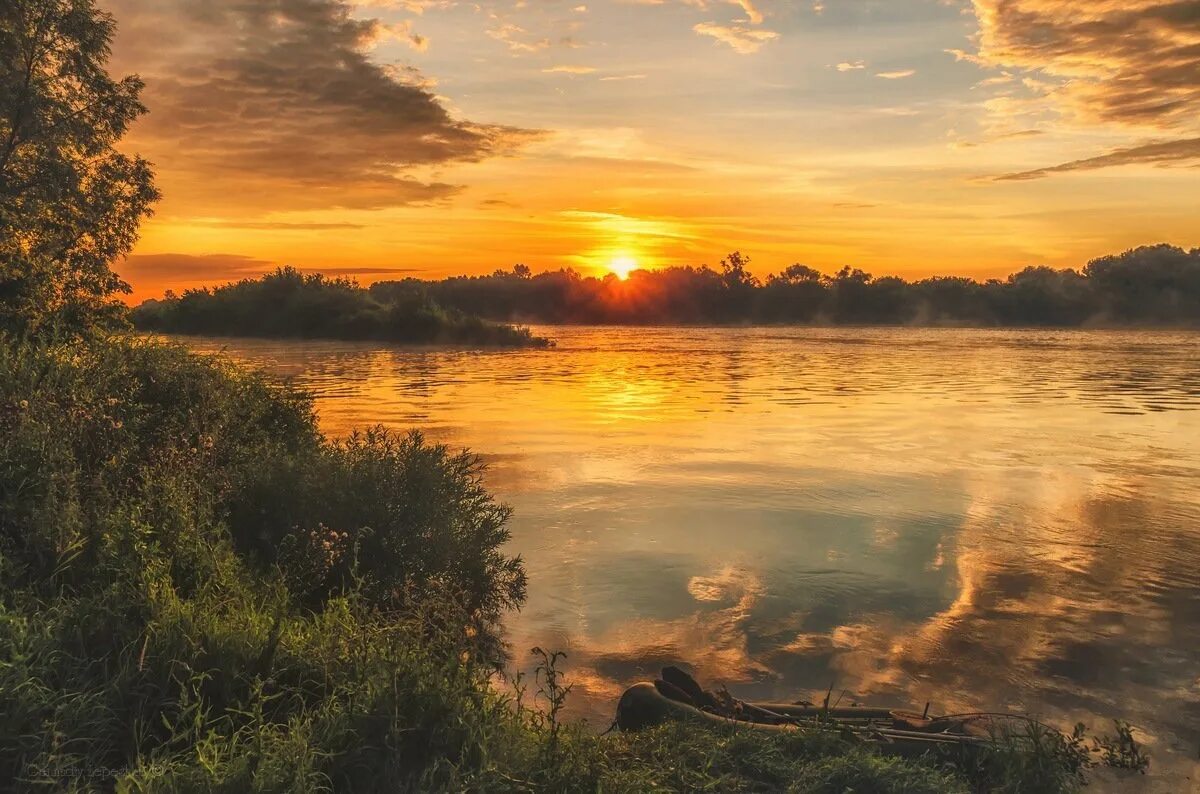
616,667,998,759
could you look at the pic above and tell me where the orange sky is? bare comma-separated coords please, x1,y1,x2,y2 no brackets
102,0,1200,301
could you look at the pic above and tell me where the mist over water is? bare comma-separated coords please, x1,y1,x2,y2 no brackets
180,327,1200,774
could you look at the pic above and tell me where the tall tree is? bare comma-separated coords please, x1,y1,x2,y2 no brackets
0,0,158,334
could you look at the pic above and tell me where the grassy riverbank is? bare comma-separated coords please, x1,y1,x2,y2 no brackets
0,332,1125,792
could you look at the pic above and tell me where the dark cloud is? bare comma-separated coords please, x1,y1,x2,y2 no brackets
103,0,540,211
971,0,1200,130
995,136,1200,181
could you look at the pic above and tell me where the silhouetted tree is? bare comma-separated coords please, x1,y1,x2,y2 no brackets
912,276,989,325
990,266,1092,326
1084,244,1200,324
761,264,828,323
133,267,549,347
362,248,1196,328
0,0,159,334
717,252,759,321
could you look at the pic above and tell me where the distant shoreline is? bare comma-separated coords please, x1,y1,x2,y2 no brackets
132,244,1199,342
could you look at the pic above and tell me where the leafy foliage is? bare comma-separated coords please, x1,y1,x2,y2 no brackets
1092,720,1149,773
0,335,523,619
0,0,158,334
0,333,523,788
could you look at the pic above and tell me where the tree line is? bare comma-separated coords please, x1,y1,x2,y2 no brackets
366,245,1200,327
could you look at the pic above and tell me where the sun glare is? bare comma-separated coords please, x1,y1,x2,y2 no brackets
609,257,638,280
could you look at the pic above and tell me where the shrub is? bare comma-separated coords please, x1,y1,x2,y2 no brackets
236,427,527,624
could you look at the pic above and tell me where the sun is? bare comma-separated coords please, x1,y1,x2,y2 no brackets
609,256,638,280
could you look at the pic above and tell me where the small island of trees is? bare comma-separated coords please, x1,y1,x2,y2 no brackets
132,268,551,347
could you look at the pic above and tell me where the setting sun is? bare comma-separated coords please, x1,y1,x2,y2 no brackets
609,257,638,281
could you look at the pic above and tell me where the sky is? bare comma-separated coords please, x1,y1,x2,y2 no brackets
102,0,1200,300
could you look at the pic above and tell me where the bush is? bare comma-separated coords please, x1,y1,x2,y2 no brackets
233,426,527,624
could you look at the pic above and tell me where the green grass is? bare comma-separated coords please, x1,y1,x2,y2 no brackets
0,333,1117,792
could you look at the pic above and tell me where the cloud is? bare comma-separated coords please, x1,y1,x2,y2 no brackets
995,137,1200,181
347,0,452,11
836,61,866,72
486,22,552,53
117,253,418,289
994,129,1045,141
732,0,764,24
876,69,916,80
188,221,369,230
967,0,1200,131
692,22,779,54
374,19,429,51
117,253,275,283
628,0,766,23
542,65,598,74
104,0,539,212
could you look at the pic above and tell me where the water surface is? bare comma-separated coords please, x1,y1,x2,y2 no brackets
179,327,1200,775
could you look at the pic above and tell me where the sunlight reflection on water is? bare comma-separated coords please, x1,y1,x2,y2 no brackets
177,327,1200,775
